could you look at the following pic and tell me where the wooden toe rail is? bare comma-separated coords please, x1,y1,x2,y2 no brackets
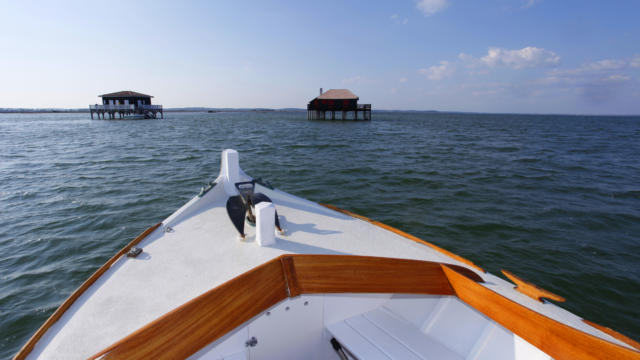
582,319,640,351
89,255,479,360
88,255,639,360
91,258,289,360
502,269,566,303
444,266,640,360
319,203,485,272
13,222,163,360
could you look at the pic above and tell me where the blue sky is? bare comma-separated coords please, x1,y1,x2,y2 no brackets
1,0,639,114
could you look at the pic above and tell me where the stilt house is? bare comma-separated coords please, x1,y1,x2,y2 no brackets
89,90,163,119
307,88,371,120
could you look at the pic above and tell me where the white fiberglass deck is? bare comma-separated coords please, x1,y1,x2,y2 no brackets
25,150,633,359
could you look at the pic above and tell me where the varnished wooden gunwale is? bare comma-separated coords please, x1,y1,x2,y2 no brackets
90,254,638,360
320,203,485,272
13,222,162,360
89,255,475,360
501,269,566,303
90,258,289,360
582,319,640,351
442,265,640,360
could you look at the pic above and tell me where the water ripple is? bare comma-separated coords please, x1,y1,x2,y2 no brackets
1,111,639,358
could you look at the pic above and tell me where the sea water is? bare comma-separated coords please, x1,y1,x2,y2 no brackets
1,111,639,357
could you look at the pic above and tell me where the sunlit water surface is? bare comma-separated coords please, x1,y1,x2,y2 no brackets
1,111,639,358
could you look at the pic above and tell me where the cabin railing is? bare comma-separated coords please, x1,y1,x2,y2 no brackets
139,104,162,110
89,104,135,111
89,104,162,111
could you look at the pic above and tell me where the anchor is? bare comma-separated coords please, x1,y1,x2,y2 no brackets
226,180,282,239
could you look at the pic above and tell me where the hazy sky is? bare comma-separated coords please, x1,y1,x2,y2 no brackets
1,0,639,114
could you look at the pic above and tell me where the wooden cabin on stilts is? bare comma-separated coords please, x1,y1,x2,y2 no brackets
89,91,163,119
307,88,371,121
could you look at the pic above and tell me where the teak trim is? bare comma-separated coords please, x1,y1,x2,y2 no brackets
443,265,640,360
13,222,163,360
319,203,485,272
90,255,639,360
501,269,566,303
582,319,640,351
90,258,289,360
89,255,479,360
285,254,482,295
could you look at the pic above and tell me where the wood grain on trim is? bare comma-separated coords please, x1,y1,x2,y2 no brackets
501,269,566,303
583,319,640,350
90,255,480,359
28,253,639,360
443,265,640,360
13,222,162,360
90,258,288,360
320,203,485,273
290,254,480,295
280,255,299,297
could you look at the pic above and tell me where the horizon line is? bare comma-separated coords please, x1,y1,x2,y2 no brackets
0,107,639,117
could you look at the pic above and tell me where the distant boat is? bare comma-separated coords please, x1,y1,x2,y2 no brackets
13,149,640,360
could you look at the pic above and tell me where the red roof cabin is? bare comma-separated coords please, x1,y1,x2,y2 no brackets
307,88,371,120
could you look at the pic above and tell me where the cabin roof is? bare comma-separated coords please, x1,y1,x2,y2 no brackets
100,91,153,98
316,89,358,100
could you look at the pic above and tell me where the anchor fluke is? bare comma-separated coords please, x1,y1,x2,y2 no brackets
225,180,283,238
226,195,247,238
251,192,283,233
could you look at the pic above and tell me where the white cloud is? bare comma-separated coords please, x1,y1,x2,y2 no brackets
632,56,640,68
419,61,455,80
538,58,635,105
458,52,482,69
458,52,472,61
480,47,560,69
391,14,409,25
582,59,625,71
399,77,408,83
604,75,631,82
416,0,448,16
523,0,541,8
550,59,630,78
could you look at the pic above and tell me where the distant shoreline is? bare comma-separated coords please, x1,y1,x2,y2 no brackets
0,108,638,117
0,108,298,114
